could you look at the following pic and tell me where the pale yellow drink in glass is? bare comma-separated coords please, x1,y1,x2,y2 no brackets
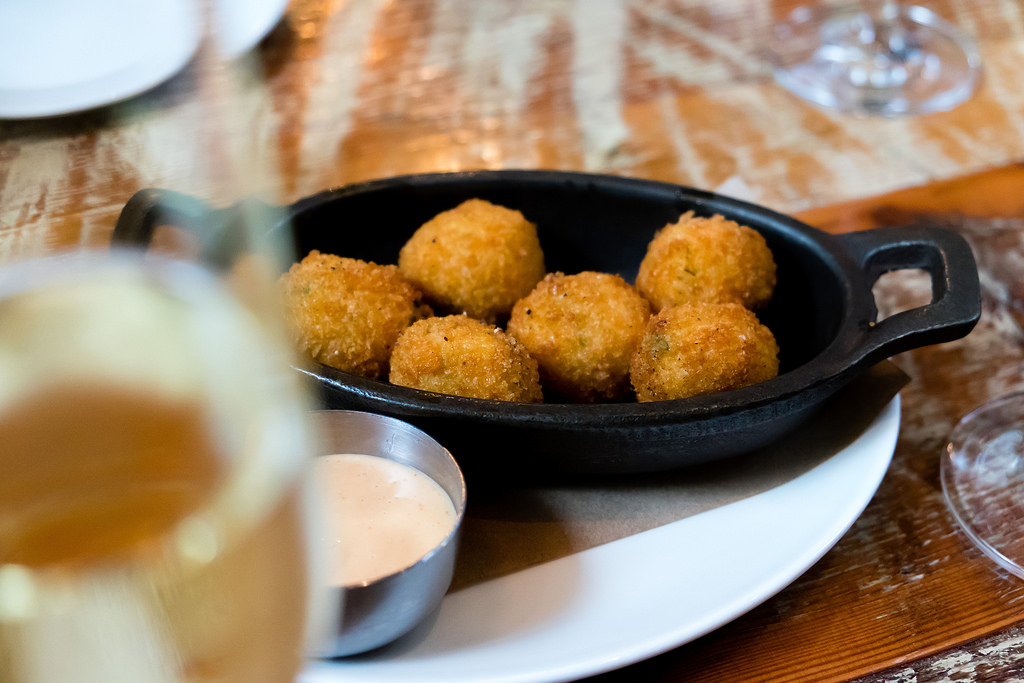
0,251,321,683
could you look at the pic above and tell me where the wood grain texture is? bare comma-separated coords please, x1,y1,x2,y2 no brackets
5,0,1024,255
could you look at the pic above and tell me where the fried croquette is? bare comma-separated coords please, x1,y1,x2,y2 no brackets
398,199,546,323
280,250,430,378
635,212,776,311
508,272,650,402
389,315,543,402
630,302,779,402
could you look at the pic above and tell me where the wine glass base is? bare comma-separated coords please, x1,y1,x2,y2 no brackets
942,392,1024,579
769,4,982,118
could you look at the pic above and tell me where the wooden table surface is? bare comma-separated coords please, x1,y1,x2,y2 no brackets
5,1,1024,680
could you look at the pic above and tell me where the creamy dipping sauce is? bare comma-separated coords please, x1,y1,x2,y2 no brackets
317,453,457,586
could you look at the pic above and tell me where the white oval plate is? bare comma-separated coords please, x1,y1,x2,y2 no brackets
300,396,900,683
0,0,287,119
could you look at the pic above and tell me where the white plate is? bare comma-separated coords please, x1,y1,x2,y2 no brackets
0,0,287,119
300,396,901,683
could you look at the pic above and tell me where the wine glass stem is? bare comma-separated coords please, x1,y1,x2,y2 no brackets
861,0,910,59
866,0,896,17
769,0,982,117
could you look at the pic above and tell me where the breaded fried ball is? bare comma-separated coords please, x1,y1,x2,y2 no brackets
507,271,651,403
630,302,779,402
635,212,776,311
398,199,546,323
389,315,543,402
280,250,430,378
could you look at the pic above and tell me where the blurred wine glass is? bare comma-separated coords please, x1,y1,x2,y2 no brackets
768,1,982,117
942,393,1024,580
0,1,326,681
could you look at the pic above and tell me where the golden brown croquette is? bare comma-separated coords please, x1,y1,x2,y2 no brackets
630,302,779,402
398,199,546,323
280,250,431,378
635,212,776,311
389,315,543,402
508,271,650,402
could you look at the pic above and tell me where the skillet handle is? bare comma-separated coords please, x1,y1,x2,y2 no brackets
112,188,245,268
112,188,210,248
837,224,981,366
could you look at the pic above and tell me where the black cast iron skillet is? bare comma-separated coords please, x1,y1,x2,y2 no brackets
113,170,981,478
